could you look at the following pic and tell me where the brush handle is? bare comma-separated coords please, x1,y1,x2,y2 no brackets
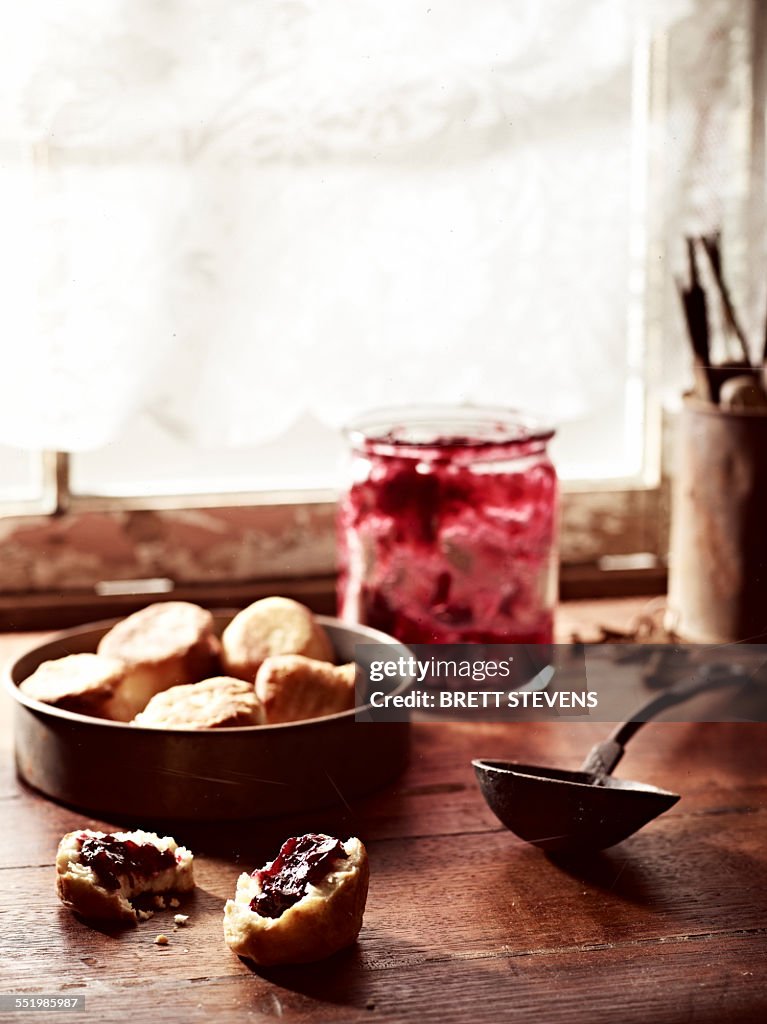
701,235,752,367
580,664,750,780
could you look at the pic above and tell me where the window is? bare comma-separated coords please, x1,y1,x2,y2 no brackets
0,446,43,505
0,1,763,614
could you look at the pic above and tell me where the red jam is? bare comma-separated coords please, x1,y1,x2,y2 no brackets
337,410,558,644
79,835,176,892
251,834,348,919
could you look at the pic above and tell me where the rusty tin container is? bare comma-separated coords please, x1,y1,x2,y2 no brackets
668,397,767,643
5,614,411,822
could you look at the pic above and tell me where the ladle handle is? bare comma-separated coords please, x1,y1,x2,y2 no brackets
580,663,750,780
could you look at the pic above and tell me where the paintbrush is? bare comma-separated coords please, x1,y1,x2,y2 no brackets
700,233,752,367
676,237,712,401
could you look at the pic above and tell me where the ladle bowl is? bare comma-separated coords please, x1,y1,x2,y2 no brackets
473,760,679,853
473,664,750,853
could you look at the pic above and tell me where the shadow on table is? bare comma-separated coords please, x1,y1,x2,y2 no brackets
66,912,131,938
236,937,558,1021
240,942,373,1007
544,830,767,924
544,847,661,905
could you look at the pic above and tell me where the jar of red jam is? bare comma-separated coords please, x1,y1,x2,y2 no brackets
337,406,558,644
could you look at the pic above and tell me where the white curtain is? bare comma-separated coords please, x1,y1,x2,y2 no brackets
0,0,738,453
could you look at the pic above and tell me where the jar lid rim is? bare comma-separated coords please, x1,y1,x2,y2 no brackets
344,404,555,450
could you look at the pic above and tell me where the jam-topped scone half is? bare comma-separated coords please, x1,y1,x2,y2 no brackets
19,653,134,721
255,656,357,724
221,597,334,681
133,677,265,729
56,829,194,924
223,834,368,965
97,601,221,718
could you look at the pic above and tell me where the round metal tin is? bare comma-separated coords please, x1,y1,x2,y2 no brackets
5,614,411,822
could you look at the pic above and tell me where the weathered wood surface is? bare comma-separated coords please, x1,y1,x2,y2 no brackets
1,601,765,1023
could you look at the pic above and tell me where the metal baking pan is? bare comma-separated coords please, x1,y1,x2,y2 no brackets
5,614,411,822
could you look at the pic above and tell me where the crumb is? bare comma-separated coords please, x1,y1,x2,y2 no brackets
366,1000,376,1011
169,897,180,908
153,895,167,909
137,909,154,921
173,914,189,926
154,934,169,946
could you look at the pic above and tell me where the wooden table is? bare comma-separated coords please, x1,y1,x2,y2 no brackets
2,600,766,1023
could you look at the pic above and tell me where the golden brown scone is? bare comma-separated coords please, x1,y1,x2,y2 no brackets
223,835,368,965
56,829,194,925
255,655,357,724
221,597,334,681
97,602,221,717
19,653,134,721
133,677,264,729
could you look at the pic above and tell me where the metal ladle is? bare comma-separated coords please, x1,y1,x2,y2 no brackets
472,665,749,854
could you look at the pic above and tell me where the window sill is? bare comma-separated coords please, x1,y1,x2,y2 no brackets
0,482,666,592
0,565,666,632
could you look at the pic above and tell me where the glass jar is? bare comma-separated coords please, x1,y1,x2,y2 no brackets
337,406,558,644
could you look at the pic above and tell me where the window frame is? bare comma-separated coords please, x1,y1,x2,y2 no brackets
3,6,765,625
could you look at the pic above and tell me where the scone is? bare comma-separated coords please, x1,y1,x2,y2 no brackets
221,597,334,681
97,602,221,717
19,653,134,721
133,677,264,729
56,829,194,924
223,834,368,965
255,656,357,724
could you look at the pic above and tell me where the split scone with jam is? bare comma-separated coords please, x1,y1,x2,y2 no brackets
56,829,194,924
223,834,369,965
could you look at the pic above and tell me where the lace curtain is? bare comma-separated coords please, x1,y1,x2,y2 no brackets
0,0,743,455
